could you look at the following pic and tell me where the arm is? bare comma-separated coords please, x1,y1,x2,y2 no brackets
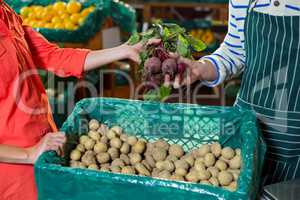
24,27,142,78
200,2,246,86
174,3,246,87
0,132,66,164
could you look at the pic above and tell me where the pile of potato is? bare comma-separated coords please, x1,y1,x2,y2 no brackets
69,119,241,191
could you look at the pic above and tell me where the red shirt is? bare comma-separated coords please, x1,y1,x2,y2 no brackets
0,2,90,199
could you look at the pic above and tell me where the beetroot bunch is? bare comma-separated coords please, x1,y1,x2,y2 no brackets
143,45,185,88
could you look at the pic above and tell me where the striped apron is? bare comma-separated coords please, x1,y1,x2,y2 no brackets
235,0,300,186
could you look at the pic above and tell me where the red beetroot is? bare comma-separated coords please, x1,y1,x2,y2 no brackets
144,57,162,74
162,58,178,79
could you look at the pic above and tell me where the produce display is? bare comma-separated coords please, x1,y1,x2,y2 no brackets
128,22,207,101
190,29,215,46
69,119,241,191
20,0,95,30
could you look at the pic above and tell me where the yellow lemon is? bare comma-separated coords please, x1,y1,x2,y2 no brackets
20,7,31,18
78,17,85,25
22,18,31,26
64,21,76,30
29,20,38,28
53,22,65,29
44,23,54,29
70,13,80,24
51,16,62,24
60,13,70,21
41,10,53,22
53,1,67,12
80,8,91,18
37,21,46,28
87,6,95,12
66,0,82,14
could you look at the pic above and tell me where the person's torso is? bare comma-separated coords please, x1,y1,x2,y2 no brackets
0,2,50,147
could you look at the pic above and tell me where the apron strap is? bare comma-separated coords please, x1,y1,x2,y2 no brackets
248,0,259,13
41,94,58,132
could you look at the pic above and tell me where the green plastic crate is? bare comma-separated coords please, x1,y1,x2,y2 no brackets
35,97,266,200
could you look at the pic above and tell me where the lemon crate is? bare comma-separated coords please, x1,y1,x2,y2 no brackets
35,98,266,200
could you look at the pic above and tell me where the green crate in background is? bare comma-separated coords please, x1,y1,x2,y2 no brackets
35,97,266,200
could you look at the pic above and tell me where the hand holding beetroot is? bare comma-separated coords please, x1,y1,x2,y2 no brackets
128,22,207,101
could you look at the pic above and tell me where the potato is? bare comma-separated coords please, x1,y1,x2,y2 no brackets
218,171,233,186
129,153,142,165
219,156,230,164
141,160,152,172
94,142,108,154
88,131,101,141
111,158,125,167
96,152,110,164
110,126,123,135
121,166,135,174
155,161,165,171
88,163,99,170
132,140,146,154
182,154,194,166
100,165,110,172
70,149,81,161
135,163,150,176
110,138,122,149
169,144,184,158
197,144,210,157
111,165,121,173
170,174,184,181
186,170,200,182
89,119,100,131
166,155,178,162
162,160,175,172
229,155,241,169
215,160,228,171
197,169,211,181
97,124,109,135
120,154,130,165
107,130,117,139
108,147,119,160
200,180,211,185
209,177,219,187
204,153,216,167
84,138,96,150
228,181,237,191
207,167,219,177
70,160,80,168
100,135,109,144
120,134,128,142
145,143,155,155
145,154,156,168
152,148,167,162
158,170,171,179
152,168,161,177
79,135,90,145
194,159,206,171
76,144,85,152
221,147,235,160
235,148,241,156
81,151,96,166
77,162,86,169
210,142,222,157
154,139,169,150
228,169,240,181
175,168,188,176
127,136,138,146
174,160,189,170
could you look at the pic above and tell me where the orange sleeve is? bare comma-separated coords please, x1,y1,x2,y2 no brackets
23,26,90,78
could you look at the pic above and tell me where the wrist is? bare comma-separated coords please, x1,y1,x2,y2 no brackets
117,44,131,60
198,60,218,82
25,147,35,164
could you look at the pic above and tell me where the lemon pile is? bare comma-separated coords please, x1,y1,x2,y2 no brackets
20,1,95,30
190,29,215,46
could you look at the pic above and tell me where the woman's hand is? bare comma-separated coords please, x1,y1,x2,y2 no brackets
26,132,66,164
121,38,162,63
165,56,218,88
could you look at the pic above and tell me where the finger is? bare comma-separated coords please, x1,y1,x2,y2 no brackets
146,38,161,46
163,74,171,87
169,52,179,59
177,57,190,66
173,75,181,89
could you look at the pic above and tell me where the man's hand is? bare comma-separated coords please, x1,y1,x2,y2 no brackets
26,132,66,164
164,56,218,88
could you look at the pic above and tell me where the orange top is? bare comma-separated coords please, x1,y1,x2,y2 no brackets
0,2,90,199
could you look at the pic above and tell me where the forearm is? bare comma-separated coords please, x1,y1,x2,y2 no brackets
84,45,128,71
0,144,32,164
